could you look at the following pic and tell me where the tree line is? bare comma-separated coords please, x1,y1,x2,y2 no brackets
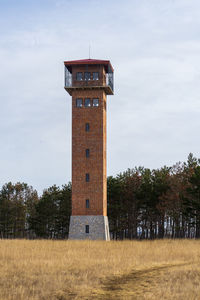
1,153,200,239
0,183,71,239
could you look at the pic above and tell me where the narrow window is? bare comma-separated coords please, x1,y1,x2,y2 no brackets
86,225,89,233
76,72,83,81
93,72,99,80
85,98,91,107
86,149,90,158
85,123,90,132
93,98,99,107
76,98,83,107
84,72,91,81
86,173,90,182
86,199,90,208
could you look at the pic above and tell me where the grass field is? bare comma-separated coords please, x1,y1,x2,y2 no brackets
0,239,200,299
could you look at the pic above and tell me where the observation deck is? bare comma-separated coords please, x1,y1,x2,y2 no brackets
64,59,114,96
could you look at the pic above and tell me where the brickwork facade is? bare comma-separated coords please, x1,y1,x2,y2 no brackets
72,89,107,216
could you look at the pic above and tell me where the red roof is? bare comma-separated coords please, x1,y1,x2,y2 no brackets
64,58,114,73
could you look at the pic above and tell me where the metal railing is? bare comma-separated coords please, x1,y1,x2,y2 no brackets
65,66,72,87
106,65,114,92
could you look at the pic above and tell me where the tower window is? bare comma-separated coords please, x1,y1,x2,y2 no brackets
93,72,99,80
86,173,90,182
85,98,91,107
86,199,90,208
93,98,99,107
84,72,91,81
86,149,90,158
76,72,83,81
85,123,90,132
76,98,83,107
85,225,89,233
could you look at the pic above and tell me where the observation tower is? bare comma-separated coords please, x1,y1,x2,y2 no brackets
64,58,114,240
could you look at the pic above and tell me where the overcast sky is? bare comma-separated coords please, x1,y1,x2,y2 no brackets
1,0,200,193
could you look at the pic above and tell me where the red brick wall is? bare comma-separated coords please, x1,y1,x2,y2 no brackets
72,65,106,87
71,66,107,216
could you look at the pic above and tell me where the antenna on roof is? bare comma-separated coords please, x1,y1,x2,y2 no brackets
89,43,91,59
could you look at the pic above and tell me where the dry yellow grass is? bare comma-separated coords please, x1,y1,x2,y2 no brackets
0,239,200,299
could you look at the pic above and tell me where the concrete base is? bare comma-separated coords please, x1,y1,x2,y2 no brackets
68,215,110,241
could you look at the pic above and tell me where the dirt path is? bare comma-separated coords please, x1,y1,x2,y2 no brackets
89,262,195,300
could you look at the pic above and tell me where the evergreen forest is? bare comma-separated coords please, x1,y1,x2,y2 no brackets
1,153,200,240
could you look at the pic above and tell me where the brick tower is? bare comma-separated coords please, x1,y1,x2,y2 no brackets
64,59,114,240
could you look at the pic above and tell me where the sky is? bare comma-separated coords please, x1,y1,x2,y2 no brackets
1,0,200,194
